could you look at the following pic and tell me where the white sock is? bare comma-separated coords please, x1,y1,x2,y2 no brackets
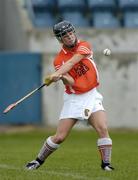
38,136,60,162
97,138,112,164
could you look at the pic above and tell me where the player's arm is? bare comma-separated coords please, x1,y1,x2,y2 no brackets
48,53,86,82
60,73,74,85
45,72,74,86
57,54,85,75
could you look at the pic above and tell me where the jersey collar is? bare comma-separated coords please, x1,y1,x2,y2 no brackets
62,40,80,54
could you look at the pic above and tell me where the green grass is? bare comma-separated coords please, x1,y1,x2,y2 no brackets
0,128,138,180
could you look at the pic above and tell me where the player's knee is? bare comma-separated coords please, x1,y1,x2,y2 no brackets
97,126,109,138
52,134,66,144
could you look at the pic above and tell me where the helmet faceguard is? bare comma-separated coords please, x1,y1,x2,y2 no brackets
53,21,77,48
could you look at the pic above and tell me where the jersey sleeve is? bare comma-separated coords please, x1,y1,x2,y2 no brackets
53,53,62,71
54,62,61,71
76,41,93,55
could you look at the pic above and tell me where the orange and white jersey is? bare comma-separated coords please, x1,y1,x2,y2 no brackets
54,40,99,94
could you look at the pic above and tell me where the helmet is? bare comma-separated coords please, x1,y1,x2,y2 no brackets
53,21,76,42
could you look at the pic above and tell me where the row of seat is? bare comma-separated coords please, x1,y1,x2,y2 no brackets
33,11,138,28
31,0,138,12
27,0,138,28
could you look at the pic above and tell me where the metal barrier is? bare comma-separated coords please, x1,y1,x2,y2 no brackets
0,52,42,124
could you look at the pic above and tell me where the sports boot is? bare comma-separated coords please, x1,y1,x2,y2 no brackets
25,160,40,170
101,161,114,171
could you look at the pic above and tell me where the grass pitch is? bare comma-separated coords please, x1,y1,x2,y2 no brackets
0,128,138,180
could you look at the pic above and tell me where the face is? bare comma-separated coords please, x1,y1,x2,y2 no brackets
61,31,76,47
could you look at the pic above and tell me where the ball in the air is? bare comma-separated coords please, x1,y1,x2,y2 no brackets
103,48,111,56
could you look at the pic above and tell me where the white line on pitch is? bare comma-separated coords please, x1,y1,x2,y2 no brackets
0,164,92,180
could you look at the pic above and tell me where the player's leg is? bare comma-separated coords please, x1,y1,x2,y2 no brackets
25,118,77,170
36,118,77,164
88,110,114,171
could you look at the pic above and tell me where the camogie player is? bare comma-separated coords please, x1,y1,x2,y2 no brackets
26,21,114,171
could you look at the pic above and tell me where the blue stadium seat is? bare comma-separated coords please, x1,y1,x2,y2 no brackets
123,11,138,28
87,0,116,11
31,0,56,8
118,0,138,10
62,12,90,27
58,0,86,12
33,12,57,27
31,0,56,11
92,11,120,28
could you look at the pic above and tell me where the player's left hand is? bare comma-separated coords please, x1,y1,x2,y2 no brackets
44,76,53,86
45,73,62,85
